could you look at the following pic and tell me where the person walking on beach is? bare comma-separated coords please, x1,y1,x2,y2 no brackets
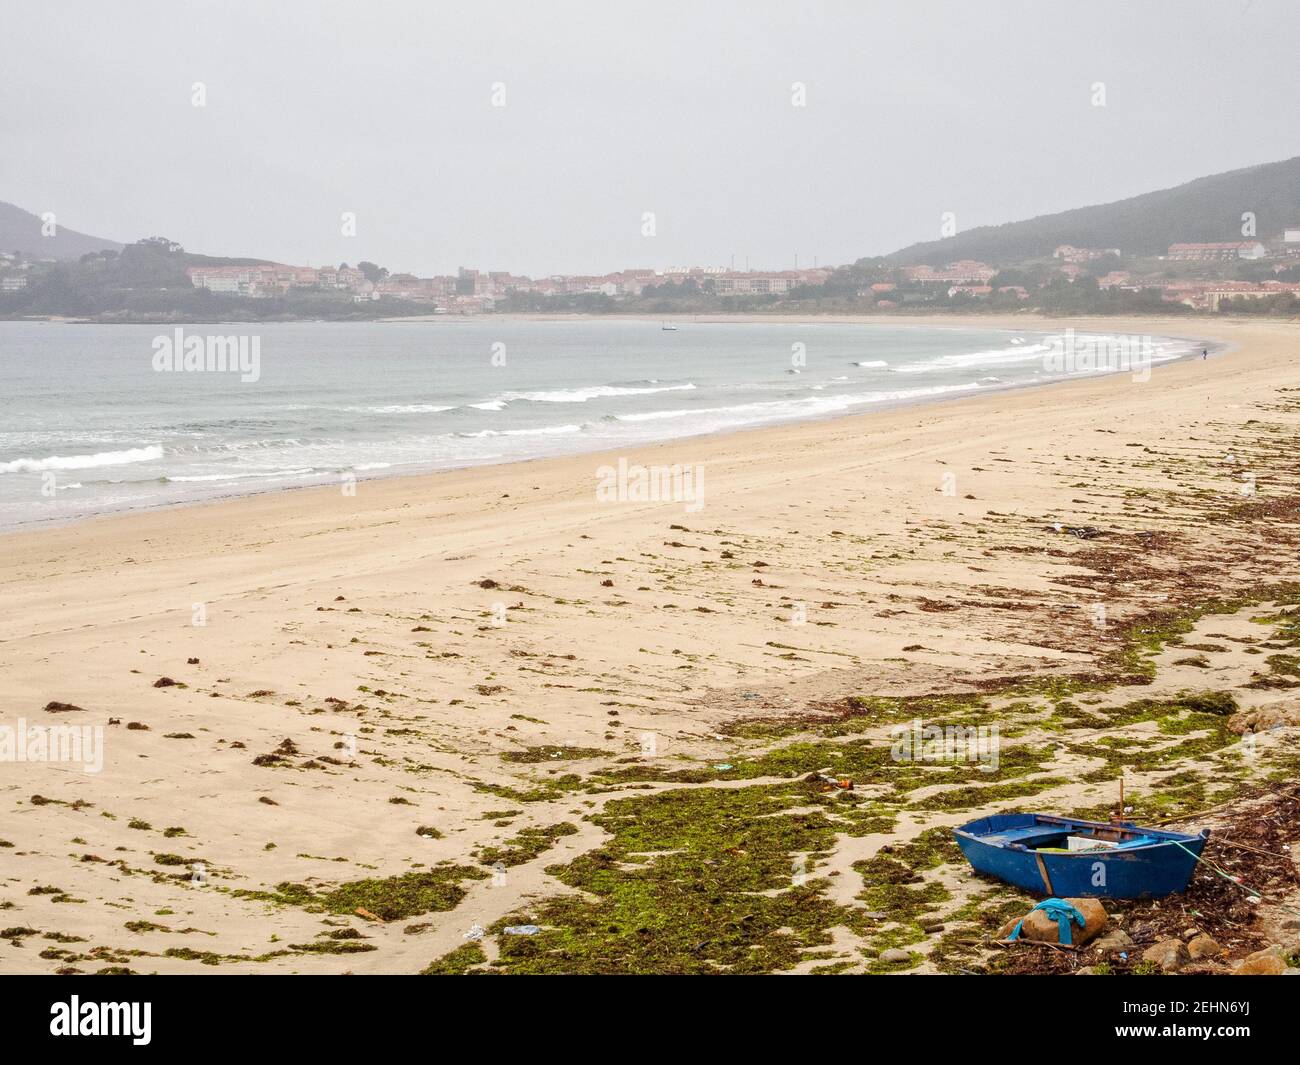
1203,349,1208,360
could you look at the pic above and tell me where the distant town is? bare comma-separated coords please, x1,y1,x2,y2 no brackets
3,228,1300,321
180,261,836,313
173,227,1300,313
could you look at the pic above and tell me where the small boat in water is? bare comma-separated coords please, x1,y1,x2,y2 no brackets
953,813,1208,899
661,323,677,331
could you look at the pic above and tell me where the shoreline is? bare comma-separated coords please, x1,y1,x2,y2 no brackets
0,315,1220,539
7,309,1292,328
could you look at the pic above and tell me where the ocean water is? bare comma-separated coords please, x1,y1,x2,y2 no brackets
0,319,1199,530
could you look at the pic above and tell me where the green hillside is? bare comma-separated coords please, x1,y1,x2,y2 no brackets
886,156,1300,266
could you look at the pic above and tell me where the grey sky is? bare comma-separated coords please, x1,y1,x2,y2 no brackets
2,0,1297,276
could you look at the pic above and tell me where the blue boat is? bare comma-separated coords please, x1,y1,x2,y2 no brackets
953,813,1209,899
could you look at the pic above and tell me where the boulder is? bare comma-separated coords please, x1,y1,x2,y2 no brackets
1013,898,1109,946
1233,945,1288,975
1228,706,1300,734
1257,915,1300,956
1093,929,1136,956
1188,933,1222,960
1142,938,1191,973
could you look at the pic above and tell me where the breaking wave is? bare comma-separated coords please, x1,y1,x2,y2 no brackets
0,445,165,474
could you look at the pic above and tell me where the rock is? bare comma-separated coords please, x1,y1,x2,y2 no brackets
1233,945,1288,975
922,922,945,934
1143,938,1191,973
1188,933,1222,960
879,948,911,963
1015,898,1109,946
1234,955,1286,975
1228,706,1300,734
1257,916,1300,956
1093,929,1135,956
1075,965,1099,975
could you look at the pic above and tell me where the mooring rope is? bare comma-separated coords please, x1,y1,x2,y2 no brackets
1171,838,1300,919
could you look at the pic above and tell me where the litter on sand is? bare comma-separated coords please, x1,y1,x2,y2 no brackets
809,767,854,790
1044,523,1103,539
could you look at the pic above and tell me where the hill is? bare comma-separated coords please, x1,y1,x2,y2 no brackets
886,156,1300,266
0,200,124,259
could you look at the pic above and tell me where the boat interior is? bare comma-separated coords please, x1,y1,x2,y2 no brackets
992,825,1158,852
976,816,1162,853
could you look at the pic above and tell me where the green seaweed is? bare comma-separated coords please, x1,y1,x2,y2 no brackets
477,823,578,868
238,866,488,921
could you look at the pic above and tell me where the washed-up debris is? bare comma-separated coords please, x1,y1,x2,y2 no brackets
503,924,541,936
1045,522,1103,539
808,767,854,791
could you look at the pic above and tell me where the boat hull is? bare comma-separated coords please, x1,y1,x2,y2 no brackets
954,814,1208,899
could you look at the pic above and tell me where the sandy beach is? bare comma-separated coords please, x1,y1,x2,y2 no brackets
4,314,1300,975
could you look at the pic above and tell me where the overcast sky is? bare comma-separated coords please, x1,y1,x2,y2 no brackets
2,0,1297,276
